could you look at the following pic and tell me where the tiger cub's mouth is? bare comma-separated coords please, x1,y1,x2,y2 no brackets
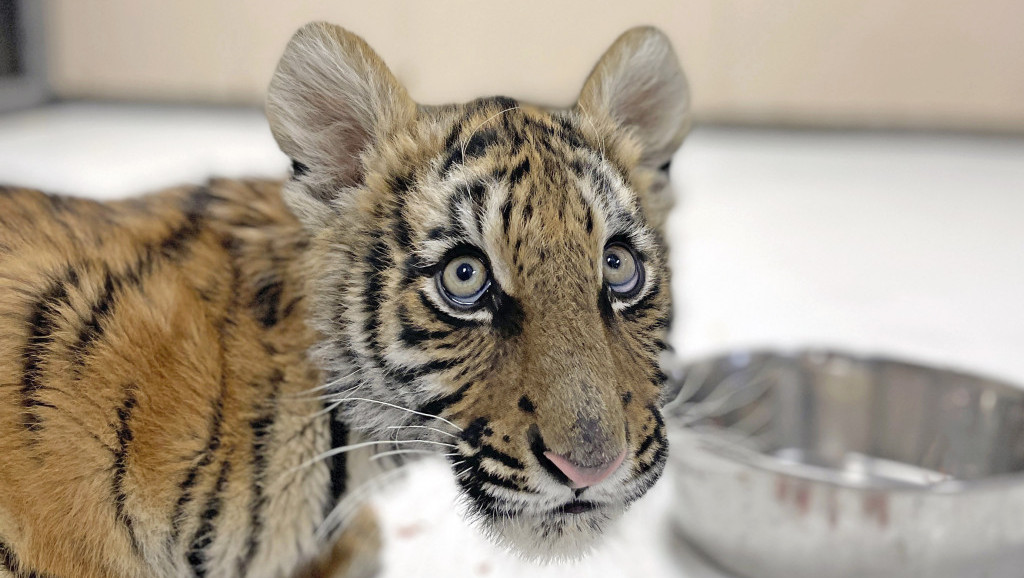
552,500,598,515
446,413,667,560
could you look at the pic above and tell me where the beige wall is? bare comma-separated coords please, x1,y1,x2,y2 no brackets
46,0,1024,132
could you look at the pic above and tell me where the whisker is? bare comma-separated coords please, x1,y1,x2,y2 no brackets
370,449,460,461
332,397,462,431
282,368,360,399
385,424,460,439
292,439,457,473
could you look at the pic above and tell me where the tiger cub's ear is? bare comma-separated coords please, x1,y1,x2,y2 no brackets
576,27,690,229
266,22,416,229
577,27,691,170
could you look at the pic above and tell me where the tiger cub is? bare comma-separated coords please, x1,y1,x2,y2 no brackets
0,22,690,578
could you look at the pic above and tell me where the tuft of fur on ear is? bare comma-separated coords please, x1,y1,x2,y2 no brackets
266,22,415,229
577,27,691,169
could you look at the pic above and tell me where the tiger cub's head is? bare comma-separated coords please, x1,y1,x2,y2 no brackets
267,22,690,559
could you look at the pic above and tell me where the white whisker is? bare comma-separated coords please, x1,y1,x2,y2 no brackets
370,449,459,461
283,368,360,399
385,424,460,439
332,397,462,431
292,439,456,473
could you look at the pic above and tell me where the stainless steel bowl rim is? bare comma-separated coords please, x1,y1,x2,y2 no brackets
675,426,1024,494
666,348,1024,495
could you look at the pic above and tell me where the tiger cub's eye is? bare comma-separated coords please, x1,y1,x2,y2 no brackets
439,254,490,307
603,243,643,297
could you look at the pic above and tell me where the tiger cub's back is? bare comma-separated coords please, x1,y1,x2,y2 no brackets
0,181,335,578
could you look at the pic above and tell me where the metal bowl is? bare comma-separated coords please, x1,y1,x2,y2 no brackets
663,350,1024,578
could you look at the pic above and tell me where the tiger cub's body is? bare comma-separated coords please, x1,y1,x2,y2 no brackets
0,22,690,578
0,181,377,577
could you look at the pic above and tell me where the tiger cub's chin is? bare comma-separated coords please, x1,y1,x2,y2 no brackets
486,502,628,561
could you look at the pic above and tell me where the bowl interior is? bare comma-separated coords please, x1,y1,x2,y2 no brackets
664,351,1024,486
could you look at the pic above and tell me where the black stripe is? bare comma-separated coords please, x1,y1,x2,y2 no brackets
389,173,415,249
474,468,533,493
170,393,225,542
500,197,514,237
397,315,451,348
171,253,237,542
464,128,498,160
455,475,507,521
160,187,213,257
528,425,570,486
186,458,232,578
111,384,141,555
250,279,283,328
21,266,79,433
68,269,120,368
363,239,392,355
477,444,525,471
417,291,480,330
636,430,657,458
0,537,56,578
70,188,212,371
237,369,283,576
468,182,488,235
0,540,15,574
417,381,473,418
505,157,530,186
329,413,350,504
488,96,519,110
622,280,662,323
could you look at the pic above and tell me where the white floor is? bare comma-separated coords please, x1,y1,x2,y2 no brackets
2,103,1023,577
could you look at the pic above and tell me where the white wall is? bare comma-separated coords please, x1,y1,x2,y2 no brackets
46,0,1024,131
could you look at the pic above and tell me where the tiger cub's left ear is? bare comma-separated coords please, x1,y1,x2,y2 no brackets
577,26,691,170
266,22,416,229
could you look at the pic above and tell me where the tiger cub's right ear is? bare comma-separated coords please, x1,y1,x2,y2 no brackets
266,22,416,229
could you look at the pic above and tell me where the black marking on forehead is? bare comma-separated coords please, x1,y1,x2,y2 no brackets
363,239,392,354
465,129,500,159
500,197,514,237
468,182,488,235
389,173,416,250
480,95,519,111
440,128,500,176
505,157,531,186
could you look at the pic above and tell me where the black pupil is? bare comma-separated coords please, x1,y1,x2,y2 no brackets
456,262,475,282
606,252,622,270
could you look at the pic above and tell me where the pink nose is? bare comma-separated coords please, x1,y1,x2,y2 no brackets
543,449,627,489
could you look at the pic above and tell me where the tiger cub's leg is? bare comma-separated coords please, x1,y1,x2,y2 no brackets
298,505,382,578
